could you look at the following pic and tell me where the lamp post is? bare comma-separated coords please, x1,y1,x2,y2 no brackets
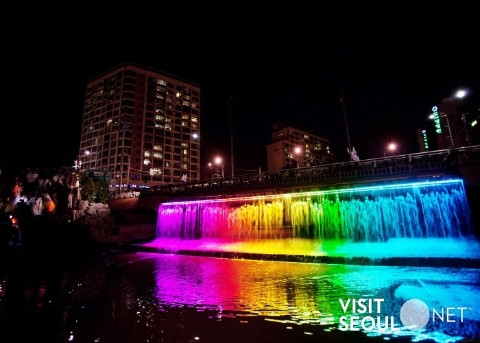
119,116,131,192
430,90,467,149
340,91,352,160
215,157,224,178
294,147,302,168
228,97,235,178
208,157,224,179
443,114,454,149
429,111,454,149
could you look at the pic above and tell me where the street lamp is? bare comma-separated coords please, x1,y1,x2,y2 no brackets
455,90,467,99
214,157,224,178
208,157,224,179
294,146,302,168
384,143,397,156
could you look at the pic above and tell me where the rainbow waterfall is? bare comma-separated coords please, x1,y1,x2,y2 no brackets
156,179,473,242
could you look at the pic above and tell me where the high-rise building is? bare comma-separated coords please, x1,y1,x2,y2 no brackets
266,122,335,172
433,96,477,149
78,62,201,191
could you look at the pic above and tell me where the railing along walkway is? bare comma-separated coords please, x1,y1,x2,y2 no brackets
139,145,480,198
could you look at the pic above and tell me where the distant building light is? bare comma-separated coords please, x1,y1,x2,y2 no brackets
471,120,477,127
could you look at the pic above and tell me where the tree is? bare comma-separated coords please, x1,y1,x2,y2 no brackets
80,176,110,203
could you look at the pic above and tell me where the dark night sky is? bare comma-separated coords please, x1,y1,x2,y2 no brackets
3,7,479,176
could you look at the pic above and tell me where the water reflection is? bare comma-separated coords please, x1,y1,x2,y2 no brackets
153,254,480,339
0,252,478,343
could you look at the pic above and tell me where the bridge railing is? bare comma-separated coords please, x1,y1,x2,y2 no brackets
139,145,480,198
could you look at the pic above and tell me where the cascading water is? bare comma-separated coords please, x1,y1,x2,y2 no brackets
148,177,480,342
156,179,473,242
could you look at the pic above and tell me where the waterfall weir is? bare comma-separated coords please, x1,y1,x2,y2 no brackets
157,179,472,241
149,178,479,263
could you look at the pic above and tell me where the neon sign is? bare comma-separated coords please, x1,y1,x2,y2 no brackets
432,106,442,134
422,129,429,150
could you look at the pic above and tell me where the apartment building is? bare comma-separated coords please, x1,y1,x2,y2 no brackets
266,122,335,172
78,62,201,190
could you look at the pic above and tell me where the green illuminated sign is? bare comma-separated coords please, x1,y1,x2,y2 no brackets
422,129,429,149
432,106,442,134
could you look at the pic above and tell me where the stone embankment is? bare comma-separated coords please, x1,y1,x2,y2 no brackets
81,200,156,244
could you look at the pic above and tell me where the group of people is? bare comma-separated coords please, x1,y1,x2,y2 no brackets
0,168,82,247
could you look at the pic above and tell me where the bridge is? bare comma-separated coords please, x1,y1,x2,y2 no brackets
143,145,480,194
108,146,480,238
109,146,480,211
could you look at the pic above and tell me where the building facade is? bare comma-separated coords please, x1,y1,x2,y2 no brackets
78,62,201,191
433,96,478,150
266,122,335,172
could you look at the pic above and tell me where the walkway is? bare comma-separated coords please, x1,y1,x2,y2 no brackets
139,146,480,200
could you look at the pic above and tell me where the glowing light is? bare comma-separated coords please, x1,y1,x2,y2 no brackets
421,129,429,149
455,90,466,99
164,179,464,205
157,179,472,244
431,106,442,134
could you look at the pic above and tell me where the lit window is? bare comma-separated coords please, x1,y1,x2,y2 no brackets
154,145,163,151
181,121,189,126
153,152,163,159
144,151,151,157
176,92,182,98
191,117,198,122
182,114,189,119
165,124,172,130
143,159,151,165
